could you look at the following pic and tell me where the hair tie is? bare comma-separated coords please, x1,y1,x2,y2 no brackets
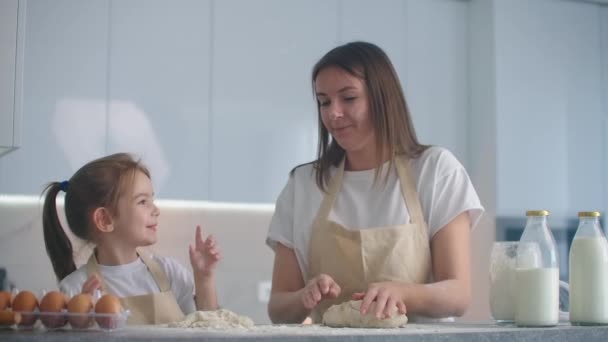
59,180,69,193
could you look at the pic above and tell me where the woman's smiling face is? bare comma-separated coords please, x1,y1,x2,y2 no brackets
315,66,375,154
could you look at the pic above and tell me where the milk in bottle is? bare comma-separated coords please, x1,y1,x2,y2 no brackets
569,211,608,325
515,210,559,327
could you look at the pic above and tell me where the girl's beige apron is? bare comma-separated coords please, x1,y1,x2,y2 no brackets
86,250,185,325
308,155,431,322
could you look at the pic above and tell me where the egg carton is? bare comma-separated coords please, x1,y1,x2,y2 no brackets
0,309,130,331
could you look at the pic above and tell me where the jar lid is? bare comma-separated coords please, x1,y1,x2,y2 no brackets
578,211,601,217
526,210,549,216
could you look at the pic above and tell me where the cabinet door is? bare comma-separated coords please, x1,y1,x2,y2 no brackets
108,0,212,200
0,0,19,151
341,0,470,165
0,0,109,194
404,0,469,165
210,0,337,203
494,0,605,215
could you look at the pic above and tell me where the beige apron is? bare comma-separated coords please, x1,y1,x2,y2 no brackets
86,249,185,325
308,155,431,322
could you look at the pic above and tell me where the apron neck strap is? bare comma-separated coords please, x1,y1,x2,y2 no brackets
315,155,425,224
394,155,425,224
315,158,345,222
85,248,172,293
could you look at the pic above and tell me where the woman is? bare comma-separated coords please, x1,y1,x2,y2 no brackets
266,41,483,324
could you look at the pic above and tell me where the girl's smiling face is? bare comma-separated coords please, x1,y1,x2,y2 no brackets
111,170,160,247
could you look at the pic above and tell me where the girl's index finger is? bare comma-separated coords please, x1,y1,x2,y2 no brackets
195,225,205,250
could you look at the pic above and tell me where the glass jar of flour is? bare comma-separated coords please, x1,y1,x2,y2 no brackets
515,210,559,327
569,211,608,325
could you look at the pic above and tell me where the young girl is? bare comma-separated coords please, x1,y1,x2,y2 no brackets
42,153,220,325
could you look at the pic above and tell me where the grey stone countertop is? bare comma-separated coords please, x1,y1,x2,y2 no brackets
2,321,608,341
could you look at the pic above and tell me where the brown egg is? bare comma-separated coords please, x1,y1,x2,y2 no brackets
0,311,21,325
0,291,12,310
39,291,68,328
12,291,38,326
67,293,93,329
94,294,121,329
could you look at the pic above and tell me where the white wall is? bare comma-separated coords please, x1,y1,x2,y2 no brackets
209,0,334,202
602,5,608,218
108,0,213,200
0,0,18,149
0,0,471,204
0,0,110,194
0,0,24,156
494,0,606,219
467,0,497,321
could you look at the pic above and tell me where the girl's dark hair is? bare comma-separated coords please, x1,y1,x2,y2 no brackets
310,41,429,191
42,153,150,281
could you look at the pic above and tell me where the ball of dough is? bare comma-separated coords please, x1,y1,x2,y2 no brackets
323,300,408,328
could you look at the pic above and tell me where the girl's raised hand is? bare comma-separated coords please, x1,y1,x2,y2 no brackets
189,225,221,279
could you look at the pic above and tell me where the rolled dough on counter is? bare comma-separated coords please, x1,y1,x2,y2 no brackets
323,300,408,328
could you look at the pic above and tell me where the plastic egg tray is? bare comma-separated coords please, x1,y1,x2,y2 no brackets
0,309,130,331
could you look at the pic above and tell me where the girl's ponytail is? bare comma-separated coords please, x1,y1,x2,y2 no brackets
42,182,75,281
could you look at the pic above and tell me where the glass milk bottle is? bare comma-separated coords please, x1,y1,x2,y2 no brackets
569,211,608,325
515,210,559,327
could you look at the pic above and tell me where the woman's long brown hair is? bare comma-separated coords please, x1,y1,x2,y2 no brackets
310,41,428,191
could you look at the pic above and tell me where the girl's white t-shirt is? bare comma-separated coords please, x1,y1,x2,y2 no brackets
266,146,485,278
59,253,196,315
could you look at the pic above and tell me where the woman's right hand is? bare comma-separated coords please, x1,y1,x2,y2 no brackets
81,273,103,295
300,274,341,309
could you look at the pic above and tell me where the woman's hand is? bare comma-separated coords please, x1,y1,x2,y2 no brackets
352,282,407,319
81,273,103,294
189,225,221,280
300,274,341,310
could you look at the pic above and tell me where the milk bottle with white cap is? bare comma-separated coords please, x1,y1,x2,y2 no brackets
569,211,608,325
515,210,559,327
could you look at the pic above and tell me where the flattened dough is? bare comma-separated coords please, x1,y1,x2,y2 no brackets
323,300,408,328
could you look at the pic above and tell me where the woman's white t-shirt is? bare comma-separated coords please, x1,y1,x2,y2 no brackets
266,146,484,278
59,253,197,315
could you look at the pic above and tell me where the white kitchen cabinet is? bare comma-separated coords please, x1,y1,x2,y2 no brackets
404,0,469,165
0,0,109,194
0,0,25,157
340,0,470,166
108,0,213,200
494,0,605,217
210,0,336,203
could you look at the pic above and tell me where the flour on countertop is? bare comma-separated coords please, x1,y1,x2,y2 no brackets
168,309,254,329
